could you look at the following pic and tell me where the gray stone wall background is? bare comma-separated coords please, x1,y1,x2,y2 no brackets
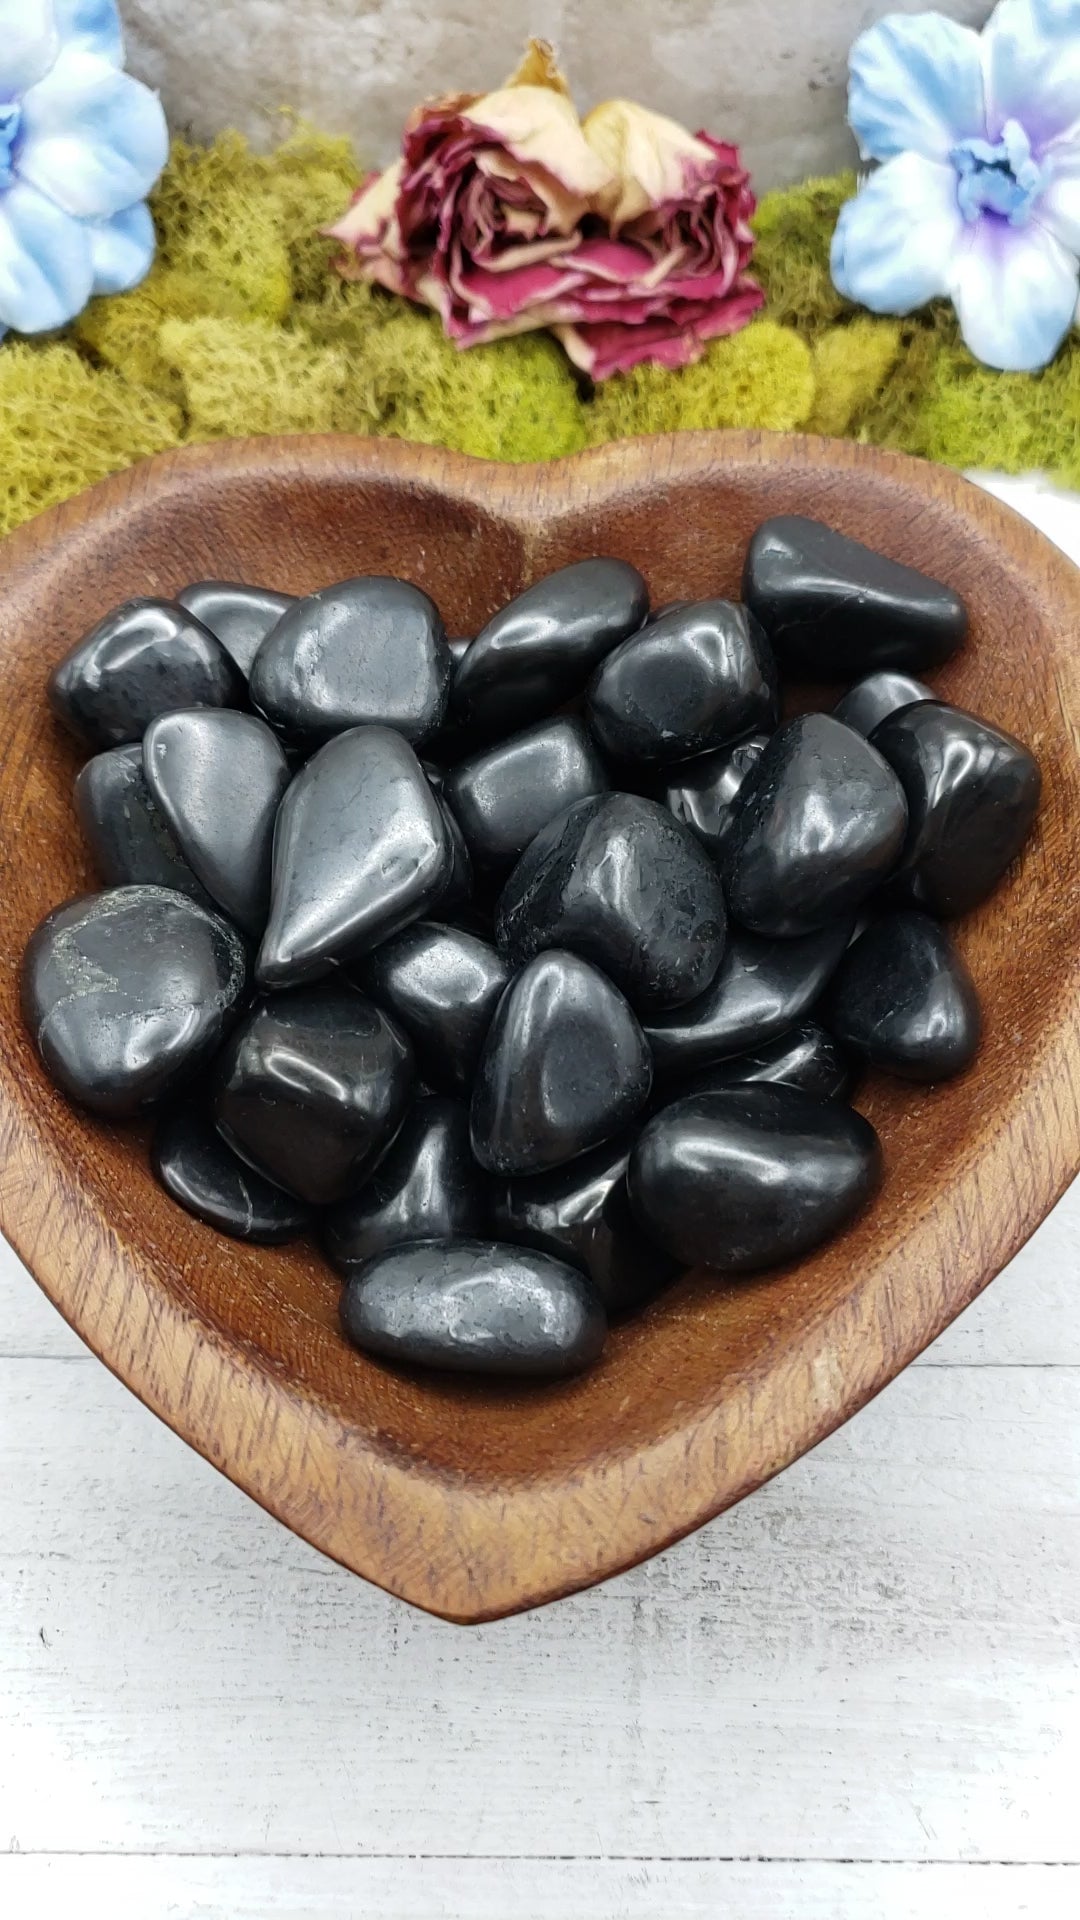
123,0,992,189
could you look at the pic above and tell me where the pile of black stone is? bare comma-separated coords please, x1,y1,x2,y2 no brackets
22,518,1041,1379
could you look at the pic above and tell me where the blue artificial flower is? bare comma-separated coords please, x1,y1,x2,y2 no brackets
831,0,1080,371
0,0,167,339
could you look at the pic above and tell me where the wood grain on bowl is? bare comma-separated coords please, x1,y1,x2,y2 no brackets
0,432,1078,1623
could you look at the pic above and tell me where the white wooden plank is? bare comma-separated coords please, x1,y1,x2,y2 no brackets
1,1856,1077,1920
5,1173,1080,1366
1,1353,1076,1864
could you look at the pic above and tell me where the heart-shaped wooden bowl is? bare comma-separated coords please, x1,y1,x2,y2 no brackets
2,432,1079,1622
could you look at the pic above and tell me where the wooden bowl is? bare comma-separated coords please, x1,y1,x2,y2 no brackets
2,432,1079,1623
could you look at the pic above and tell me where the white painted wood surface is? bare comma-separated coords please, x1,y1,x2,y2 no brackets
1,474,1078,1920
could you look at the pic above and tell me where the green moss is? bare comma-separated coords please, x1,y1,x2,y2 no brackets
0,135,1077,538
586,320,816,441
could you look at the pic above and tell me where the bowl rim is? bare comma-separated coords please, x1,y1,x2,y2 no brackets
2,427,1079,1623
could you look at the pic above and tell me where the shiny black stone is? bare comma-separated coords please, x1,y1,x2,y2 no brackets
360,921,510,1095
587,599,777,765
452,558,648,737
152,1104,312,1242
673,1019,852,1103
74,742,211,904
490,1135,677,1317
143,709,291,937
445,717,609,875
21,885,247,1118
629,1085,882,1272
496,793,727,1014
249,575,451,745
471,950,652,1175
661,734,769,858
48,599,246,750
722,712,908,936
743,516,967,677
870,700,1041,917
340,1238,606,1377
322,1096,486,1274
257,726,451,989
833,671,934,737
825,910,980,1081
177,580,295,678
645,919,852,1077
215,983,414,1205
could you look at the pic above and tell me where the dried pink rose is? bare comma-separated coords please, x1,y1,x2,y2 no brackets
327,44,762,379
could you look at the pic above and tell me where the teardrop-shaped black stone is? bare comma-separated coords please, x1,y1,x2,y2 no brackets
340,1239,606,1377
257,727,451,988
74,742,212,904
722,713,907,936
361,921,510,1095
825,910,980,1080
48,600,246,750
471,950,652,1175
496,793,727,1014
152,1105,313,1242
452,558,648,737
322,1096,486,1273
445,716,609,875
22,885,248,1117
870,700,1041,917
177,580,295,678
249,575,451,745
645,919,852,1078
743,516,967,676
629,1086,882,1271
587,600,777,765
490,1135,678,1316
143,708,291,937
215,983,414,1205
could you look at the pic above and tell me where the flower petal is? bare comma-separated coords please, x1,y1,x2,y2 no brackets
0,0,57,97
52,0,125,66
582,99,717,225
87,198,155,294
17,45,168,219
830,153,963,311
0,178,93,331
982,0,1080,149
847,13,986,163
460,85,613,200
949,216,1078,369
1039,145,1080,249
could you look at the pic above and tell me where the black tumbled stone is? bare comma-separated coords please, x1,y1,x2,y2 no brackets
496,793,727,1014
452,558,648,736
471,950,652,1175
21,885,247,1117
322,1096,486,1273
177,580,295,678
215,984,414,1205
152,1105,312,1242
833,671,934,737
249,575,451,745
644,919,852,1077
587,599,777,765
340,1238,606,1377
361,921,510,1096
825,910,980,1081
870,699,1041,917
722,712,908,937
661,734,769,858
48,599,246,749
743,515,967,676
629,1085,882,1271
143,708,291,937
677,1019,852,1103
74,742,211,904
444,716,609,875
